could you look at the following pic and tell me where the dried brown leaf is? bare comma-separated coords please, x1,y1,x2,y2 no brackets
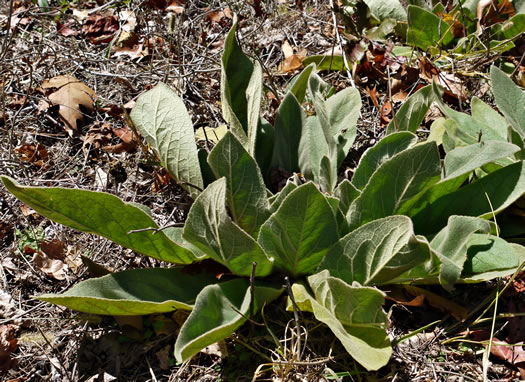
32,252,67,280
43,75,96,135
0,324,18,372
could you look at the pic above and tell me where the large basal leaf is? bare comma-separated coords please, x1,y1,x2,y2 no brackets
271,92,306,173
407,5,454,50
130,83,203,199
352,132,418,190
291,271,391,371
491,65,525,139
38,267,218,315
1,177,195,264
363,0,407,21
208,131,270,235
348,142,441,229
412,161,525,235
298,116,329,183
431,82,506,145
183,178,273,276
443,141,520,180
461,235,525,282
471,96,509,140
308,72,335,145
175,278,283,362
430,216,491,289
258,182,339,276
385,85,436,135
221,15,262,153
318,216,431,286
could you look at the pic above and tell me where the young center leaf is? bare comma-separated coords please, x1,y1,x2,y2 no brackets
298,116,329,184
208,131,270,236
221,15,262,153
385,85,436,135
183,178,273,277
291,271,391,371
348,142,441,229
1,176,195,264
272,91,306,173
130,83,203,199
174,278,283,362
38,267,219,315
258,182,339,276
318,216,431,286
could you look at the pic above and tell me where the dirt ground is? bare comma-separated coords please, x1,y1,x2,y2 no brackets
1,0,524,381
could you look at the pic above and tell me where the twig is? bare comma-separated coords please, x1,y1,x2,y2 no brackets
328,0,355,88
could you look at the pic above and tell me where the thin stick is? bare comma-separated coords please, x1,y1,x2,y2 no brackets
328,0,355,88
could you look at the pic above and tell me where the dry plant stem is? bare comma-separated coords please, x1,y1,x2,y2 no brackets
0,0,15,61
328,0,355,88
483,282,499,382
284,276,301,362
387,66,398,131
36,325,73,382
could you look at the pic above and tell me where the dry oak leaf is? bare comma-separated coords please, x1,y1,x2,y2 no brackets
0,324,18,372
42,75,96,135
32,251,67,280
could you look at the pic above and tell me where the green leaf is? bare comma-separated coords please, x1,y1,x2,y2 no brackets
432,82,506,145
269,182,297,213
208,131,270,235
298,116,329,183
385,85,436,135
318,216,431,285
1,176,195,264
258,183,339,276
197,149,216,188
443,141,520,180
334,179,361,216
287,63,315,103
221,15,262,153
491,65,525,139
348,142,441,229
183,178,273,276
175,279,283,362
308,72,335,145
412,161,525,235
271,92,306,173
319,154,338,194
130,83,203,199
430,216,491,289
407,5,454,50
363,0,407,21
352,132,418,190
38,267,218,315
254,117,275,182
302,55,345,72
326,87,361,163
291,271,391,371
502,14,525,39
471,97,509,140
461,234,523,281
